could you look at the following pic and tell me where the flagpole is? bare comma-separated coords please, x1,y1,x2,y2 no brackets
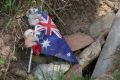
27,48,33,73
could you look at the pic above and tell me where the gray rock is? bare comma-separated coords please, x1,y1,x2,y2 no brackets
77,40,101,68
95,74,113,80
65,64,82,80
65,40,101,79
33,62,70,80
92,10,120,78
90,12,115,38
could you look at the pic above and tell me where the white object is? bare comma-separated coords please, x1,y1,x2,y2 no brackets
28,49,33,73
24,29,34,38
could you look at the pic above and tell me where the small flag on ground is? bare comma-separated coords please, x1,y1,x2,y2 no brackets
35,12,78,64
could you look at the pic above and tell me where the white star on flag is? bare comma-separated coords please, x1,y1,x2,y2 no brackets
41,39,51,49
67,52,71,57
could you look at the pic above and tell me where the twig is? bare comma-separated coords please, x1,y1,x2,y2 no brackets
43,1,66,26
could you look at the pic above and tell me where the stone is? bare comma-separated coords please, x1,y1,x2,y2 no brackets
33,62,70,80
77,40,101,68
90,12,115,38
64,32,94,51
65,40,101,79
92,10,120,78
95,74,113,80
65,64,82,80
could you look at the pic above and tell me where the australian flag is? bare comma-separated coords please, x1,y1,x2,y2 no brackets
35,12,78,64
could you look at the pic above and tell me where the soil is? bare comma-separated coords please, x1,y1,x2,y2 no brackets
46,0,119,35
0,0,119,80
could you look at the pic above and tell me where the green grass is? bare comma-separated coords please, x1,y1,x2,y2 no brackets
57,73,65,80
57,73,95,80
1,0,19,15
1,0,33,15
0,57,6,65
114,70,120,80
0,0,34,32
113,51,120,80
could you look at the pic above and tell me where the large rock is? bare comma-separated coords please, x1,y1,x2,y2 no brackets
64,32,94,51
78,40,101,68
65,40,101,79
95,74,113,80
65,64,82,80
90,12,115,38
33,62,70,80
92,10,120,78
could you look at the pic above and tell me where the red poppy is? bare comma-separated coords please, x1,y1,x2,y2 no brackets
32,44,41,55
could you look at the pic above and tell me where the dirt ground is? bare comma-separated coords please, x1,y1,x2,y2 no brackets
0,0,119,80
46,0,119,35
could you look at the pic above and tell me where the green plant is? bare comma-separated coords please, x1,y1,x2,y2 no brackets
2,0,19,15
114,70,120,80
57,73,65,80
0,57,6,65
71,74,79,80
57,73,95,80
29,75,38,80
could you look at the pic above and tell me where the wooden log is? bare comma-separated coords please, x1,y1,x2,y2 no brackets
92,9,120,78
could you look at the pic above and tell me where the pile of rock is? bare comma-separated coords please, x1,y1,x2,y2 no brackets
11,8,120,80
32,11,118,80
